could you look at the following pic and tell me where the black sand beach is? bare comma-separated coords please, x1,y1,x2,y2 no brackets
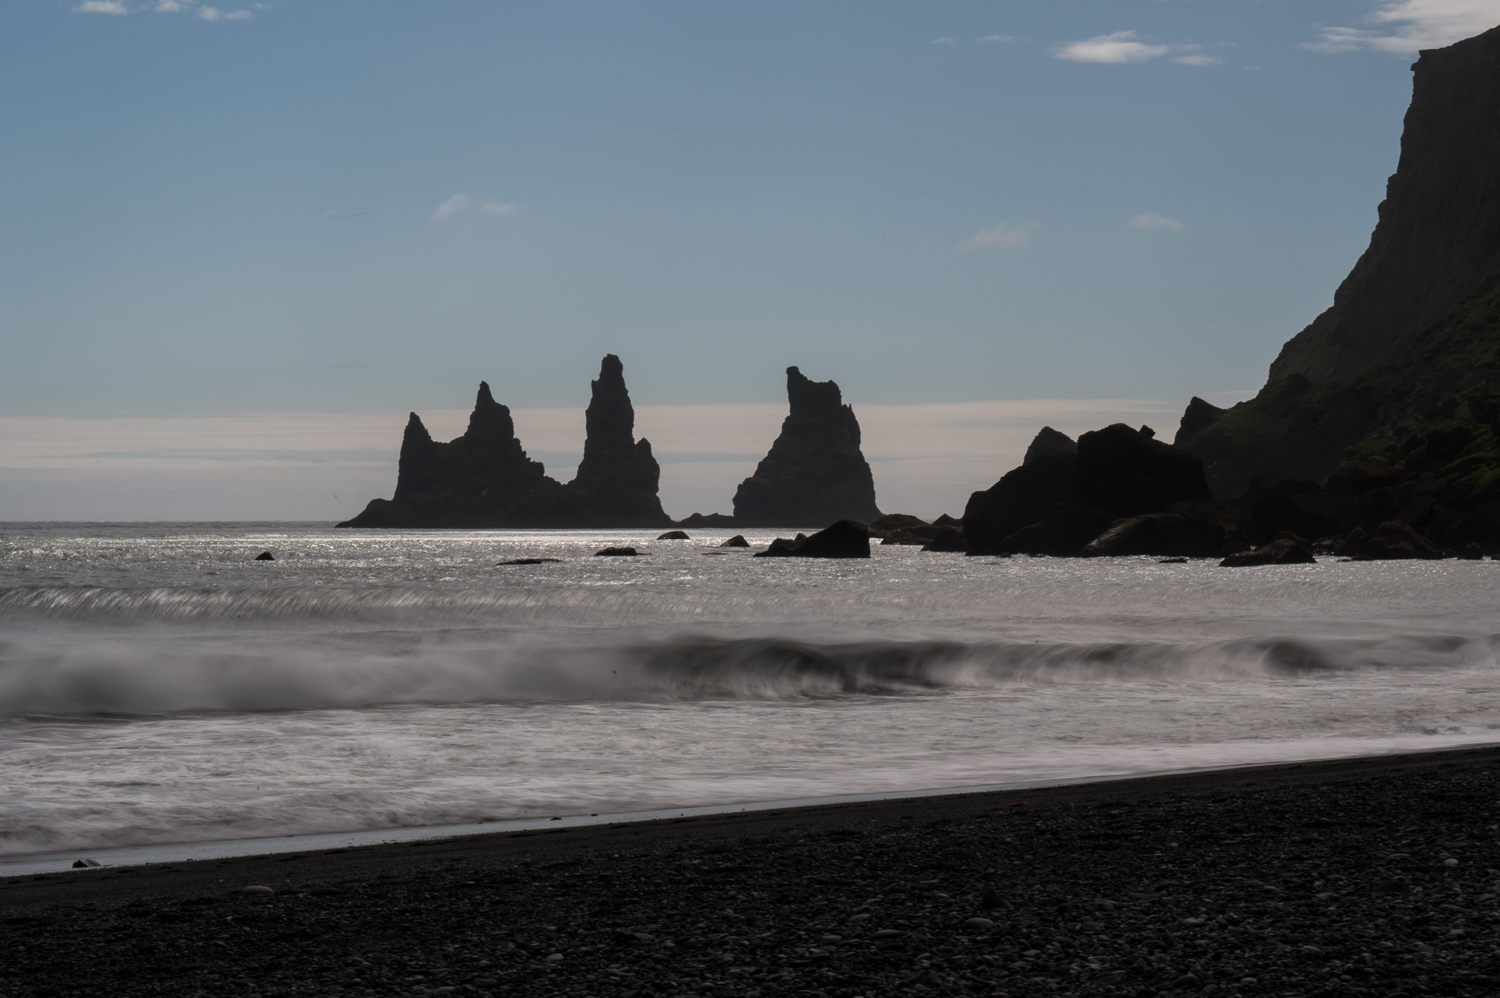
4,747,1499,997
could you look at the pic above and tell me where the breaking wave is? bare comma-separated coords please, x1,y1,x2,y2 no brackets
0,624,1492,717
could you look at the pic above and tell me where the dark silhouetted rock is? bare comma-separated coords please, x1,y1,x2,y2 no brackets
753,520,871,559
962,453,1077,555
719,535,750,548
594,547,641,557
1177,27,1500,498
997,504,1114,557
1023,427,1077,465
337,357,670,528
657,530,690,540
254,551,275,561
1219,538,1317,567
880,525,952,545
1249,478,1350,540
678,512,737,528
932,513,961,527
1074,424,1212,518
963,424,1211,556
920,528,967,552
1348,520,1445,560
498,558,562,565
566,355,671,527
1082,500,1252,558
1461,542,1485,560
869,513,928,533
733,367,881,526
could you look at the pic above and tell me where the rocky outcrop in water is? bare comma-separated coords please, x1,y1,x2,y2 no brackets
962,425,1214,557
732,367,881,527
754,519,871,559
338,356,670,529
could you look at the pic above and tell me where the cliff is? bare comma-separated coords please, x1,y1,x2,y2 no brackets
1178,23,1500,499
338,356,670,528
731,367,882,527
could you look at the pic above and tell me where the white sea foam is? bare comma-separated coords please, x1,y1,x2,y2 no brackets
0,523,1497,856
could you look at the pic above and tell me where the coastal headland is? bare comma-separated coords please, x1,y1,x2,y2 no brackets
5,746,1498,997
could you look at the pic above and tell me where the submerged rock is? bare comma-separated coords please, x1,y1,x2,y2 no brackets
1347,520,1446,560
1219,538,1317,567
253,551,275,561
733,367,882,526
719,535,751,548
754,520,871,559
594,547,641,557
656,530,690,540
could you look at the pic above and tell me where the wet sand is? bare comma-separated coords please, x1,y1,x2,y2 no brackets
3,746,1500,997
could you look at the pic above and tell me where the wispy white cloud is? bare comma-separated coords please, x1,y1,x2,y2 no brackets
1055,30,1171,64
479,200,519,216
155,0,185,11
1131,213,1185,233
1306,0,1500,54
198,6,252,21
961,221,1039,251
975,34,1014,43
76,1,128,14
432,193,471,221
930,36,957,46
1174,53,1222,66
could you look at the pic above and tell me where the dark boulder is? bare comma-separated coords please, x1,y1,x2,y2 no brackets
1348,520,1445,560
1219,538,1318,567
253,551,275,561
869,513,928,533
1023,426,1077,465
657,530,690,540
733,367,882,526
754,520,871,559
998,505,1115,558
1074,423,1212,518
932,513,961,527
719,535,751,548
1082,501,1252,558
962,452,1077,556
594,547,642,557
498,558,562,565
963,424,1212,556
678,512,737,528
920,528,967,552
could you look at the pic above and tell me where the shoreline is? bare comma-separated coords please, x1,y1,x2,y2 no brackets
6,740,1499,877
5,744,1500,996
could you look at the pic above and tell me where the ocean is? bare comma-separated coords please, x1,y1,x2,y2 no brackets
1,522,1497,862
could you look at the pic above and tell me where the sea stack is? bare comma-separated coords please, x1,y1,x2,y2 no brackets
732,367,882,527
562,354,671,527
337,356,670,528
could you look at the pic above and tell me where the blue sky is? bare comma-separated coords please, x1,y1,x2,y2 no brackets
2,0,1497,519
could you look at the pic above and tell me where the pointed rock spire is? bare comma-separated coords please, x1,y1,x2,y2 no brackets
566,354,670,526
732,366,881,527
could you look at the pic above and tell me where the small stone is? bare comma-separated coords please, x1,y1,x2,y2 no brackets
1444,858,1460,867
963,917,995,930
820,934,842,944
872,929,901,939
241,885,274,895
1239,979,1258,986
546,952,564,962
475,979,499,987
1099,900,1116,911
72,858,101,869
